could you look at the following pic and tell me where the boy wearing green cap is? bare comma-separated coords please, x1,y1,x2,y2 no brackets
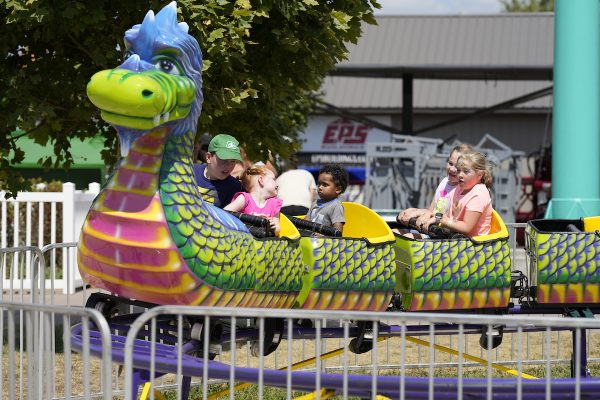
194,134,243,207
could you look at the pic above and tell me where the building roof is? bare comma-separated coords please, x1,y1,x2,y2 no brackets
324,13,554,110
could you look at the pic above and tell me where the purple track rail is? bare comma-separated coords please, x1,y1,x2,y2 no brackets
71,323,600,399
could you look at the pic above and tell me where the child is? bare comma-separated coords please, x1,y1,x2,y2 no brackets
194,134,243,208
305,164,349,232
224,164,282,234
397,143,473,227
426,151,493,237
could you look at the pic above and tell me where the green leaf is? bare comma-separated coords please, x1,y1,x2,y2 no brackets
202,59,212,71
331,11,352,31
207,28,225,42
235,0,251,10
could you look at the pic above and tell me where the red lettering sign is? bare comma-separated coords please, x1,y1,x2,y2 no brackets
322,119,371,147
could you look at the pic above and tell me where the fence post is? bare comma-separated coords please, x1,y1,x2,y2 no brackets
88,182,100,195
62,183,76,294
62,182,99,294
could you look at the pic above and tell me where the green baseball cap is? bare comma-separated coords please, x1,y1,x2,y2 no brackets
208,134,243,162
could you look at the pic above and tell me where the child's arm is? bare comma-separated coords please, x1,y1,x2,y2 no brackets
332,222,344,232
331,203,345,233
399,208,430,225
223,195,245,212
440,211,481,235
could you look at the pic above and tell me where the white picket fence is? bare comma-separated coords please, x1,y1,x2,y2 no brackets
0,182,99,294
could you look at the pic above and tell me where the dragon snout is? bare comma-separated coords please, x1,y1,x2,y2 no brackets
87,69,174,130
88,70,166,111
87,66,196,130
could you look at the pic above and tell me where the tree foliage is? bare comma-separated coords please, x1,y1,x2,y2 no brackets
0,0,380,197
500,0,554,12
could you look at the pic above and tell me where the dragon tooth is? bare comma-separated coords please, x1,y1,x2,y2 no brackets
163,111,170,122
153,114,160,126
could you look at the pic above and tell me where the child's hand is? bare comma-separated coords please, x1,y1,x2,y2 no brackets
268,217,280,235
397,209,412,225
415,213,431,230
416,214,435,233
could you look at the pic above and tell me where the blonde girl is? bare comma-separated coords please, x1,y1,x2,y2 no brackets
432,151,493,237
397,143,473,229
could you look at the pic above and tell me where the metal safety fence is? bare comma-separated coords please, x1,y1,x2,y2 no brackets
0,301,112,400
0,247,45,304
117,306,600,400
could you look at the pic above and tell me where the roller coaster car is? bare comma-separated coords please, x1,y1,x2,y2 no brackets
284,202,396,312
393,210,512,312
526,216,600,306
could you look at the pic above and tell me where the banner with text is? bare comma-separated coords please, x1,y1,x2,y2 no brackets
299,116,392,153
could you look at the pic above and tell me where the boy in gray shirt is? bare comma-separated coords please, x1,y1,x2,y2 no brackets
305,164,349,232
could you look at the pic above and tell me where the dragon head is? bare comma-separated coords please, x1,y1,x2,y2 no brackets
87,2,203,155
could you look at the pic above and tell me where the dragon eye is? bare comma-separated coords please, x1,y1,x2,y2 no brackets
155,59,181,75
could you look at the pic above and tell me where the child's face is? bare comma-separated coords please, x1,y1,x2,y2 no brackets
446,150,461,185
317,172,341,202
457,159,484,191
259,170,278,197
206,153,237,180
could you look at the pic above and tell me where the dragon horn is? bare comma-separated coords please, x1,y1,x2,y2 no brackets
134,11,158,60
156,2,179,28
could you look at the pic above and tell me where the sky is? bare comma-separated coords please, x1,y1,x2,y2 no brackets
374,0,503,15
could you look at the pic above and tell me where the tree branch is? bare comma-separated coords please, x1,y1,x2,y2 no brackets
9,122,46,141
65,30,108,69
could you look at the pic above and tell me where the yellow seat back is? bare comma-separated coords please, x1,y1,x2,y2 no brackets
278,213,300,240
583,216,600,232
471,209,508,242
341,202,395,244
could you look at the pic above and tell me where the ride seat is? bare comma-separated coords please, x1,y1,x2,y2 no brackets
471,209,509,242
341,202,395,245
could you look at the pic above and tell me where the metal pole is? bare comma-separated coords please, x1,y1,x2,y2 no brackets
402,73,414,134
546,0,600,218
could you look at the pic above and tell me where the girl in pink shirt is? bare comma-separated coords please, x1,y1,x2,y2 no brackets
426,151,493,237
440,152,493,237
225,164,283,234
397,143,473,228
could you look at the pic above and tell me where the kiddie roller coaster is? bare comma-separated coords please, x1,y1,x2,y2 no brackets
68,2,600,398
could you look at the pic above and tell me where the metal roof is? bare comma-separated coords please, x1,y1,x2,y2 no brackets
324,13,554,110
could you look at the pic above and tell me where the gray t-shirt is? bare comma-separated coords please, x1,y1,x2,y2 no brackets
306,199,345,227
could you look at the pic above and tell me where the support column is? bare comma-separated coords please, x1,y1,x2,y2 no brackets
402,73,413,134
546,0,600,218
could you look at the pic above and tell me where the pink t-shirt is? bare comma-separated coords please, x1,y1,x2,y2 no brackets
447,183,492,237
232,192,283,218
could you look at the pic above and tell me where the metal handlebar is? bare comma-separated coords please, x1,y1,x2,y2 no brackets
288,216,342,237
